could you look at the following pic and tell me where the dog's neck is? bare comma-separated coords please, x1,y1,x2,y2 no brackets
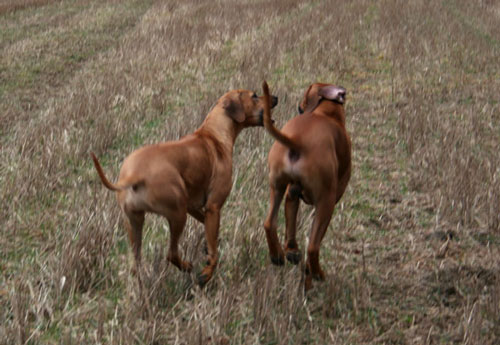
197,107,240,157
315,101,346,127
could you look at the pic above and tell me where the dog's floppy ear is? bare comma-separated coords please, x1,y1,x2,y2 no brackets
319,86,346,105
303,85,347,113
303,84,321,113
222,96,245,123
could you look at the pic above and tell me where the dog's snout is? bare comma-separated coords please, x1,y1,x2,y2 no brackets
271,95,278,108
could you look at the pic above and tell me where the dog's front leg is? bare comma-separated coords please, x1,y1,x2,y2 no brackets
284,187,301,264
198,204,220,286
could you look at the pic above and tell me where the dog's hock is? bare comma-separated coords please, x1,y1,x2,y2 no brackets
319,86,347,104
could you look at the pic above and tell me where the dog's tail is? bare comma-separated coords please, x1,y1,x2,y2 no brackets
90,152,123,191
262,81,301,152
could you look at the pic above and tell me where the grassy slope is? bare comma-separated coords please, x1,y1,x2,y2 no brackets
1,0,499,344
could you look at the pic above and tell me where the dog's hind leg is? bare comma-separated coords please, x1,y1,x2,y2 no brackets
166,209,192,273
263,183,286,266
123,210,145,275
305,194,335,291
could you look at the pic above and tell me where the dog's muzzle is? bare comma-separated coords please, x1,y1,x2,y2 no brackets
259,111,275,125
271,95,278,108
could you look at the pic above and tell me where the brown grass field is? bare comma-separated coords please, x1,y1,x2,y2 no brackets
1,0,500,344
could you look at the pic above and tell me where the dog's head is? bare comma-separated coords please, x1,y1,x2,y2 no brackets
298,83,346,114
221,89,278,127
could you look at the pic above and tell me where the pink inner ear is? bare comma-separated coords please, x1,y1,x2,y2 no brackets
319,86,346,103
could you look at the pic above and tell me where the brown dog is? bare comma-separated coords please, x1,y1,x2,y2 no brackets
262,81,351,290
91,88,278,286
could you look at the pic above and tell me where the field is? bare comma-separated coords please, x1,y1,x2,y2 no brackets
1,0,499,344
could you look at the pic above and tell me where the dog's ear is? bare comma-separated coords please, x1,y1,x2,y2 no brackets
222,97,245,123
319,86,346,105
303,84,321,113
302,85,347,113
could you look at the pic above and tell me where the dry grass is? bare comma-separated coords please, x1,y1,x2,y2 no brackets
1,0,499,343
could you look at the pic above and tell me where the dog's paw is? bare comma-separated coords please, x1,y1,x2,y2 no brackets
285,250,301,265
197,273,210,287
313,268,325,281
270,255,285,266
197,265,215,287
180,261,193,273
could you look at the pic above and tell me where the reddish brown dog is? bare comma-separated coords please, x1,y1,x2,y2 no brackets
91,88,278,286
262,81,351,290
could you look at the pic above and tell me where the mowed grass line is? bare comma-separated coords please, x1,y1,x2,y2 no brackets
0,0,89,48
0,0,62,15
0,0,153,136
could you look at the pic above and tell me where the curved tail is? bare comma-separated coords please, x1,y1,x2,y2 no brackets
262,81,301,152
90,152,122,191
